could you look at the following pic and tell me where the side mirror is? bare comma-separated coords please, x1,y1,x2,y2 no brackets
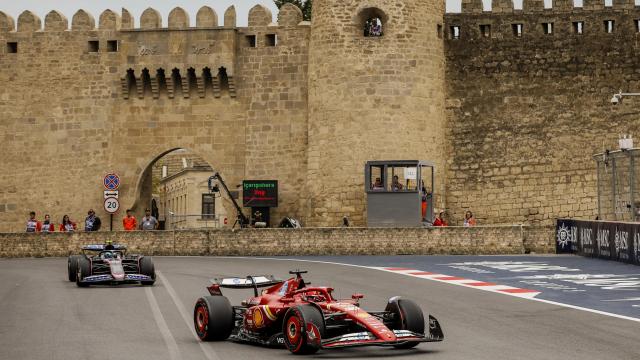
352,293,364,300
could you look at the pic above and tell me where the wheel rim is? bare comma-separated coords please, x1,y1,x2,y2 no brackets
195,304,208,336
286,316,301,344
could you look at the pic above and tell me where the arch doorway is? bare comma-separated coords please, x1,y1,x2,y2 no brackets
133,148,228,230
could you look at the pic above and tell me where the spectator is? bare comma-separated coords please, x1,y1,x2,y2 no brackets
85,209,102,232
60,215,77,232
41,214,55,232
342,215,350,227
122,209,137,231
464,211,477,227
26,211,42,232
391,175,404,191
372,177,384,190
140,208,159,230
433,211,448,227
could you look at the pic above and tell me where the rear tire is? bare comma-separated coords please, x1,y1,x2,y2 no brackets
139,257,155,285
283,305,325,355
194,296,234,341
75,257,91,287
385,297,424,349
67,255,80,282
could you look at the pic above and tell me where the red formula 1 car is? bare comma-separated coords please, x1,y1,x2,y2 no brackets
193,270,444,354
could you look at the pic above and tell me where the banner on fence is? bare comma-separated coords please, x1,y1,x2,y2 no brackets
556,219,640,265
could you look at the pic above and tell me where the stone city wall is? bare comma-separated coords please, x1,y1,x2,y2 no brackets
0,4,310,232
0,225,555,258
444,0,640,227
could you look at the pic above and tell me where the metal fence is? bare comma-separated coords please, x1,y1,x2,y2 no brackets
165,213,221,230
594,148,640,222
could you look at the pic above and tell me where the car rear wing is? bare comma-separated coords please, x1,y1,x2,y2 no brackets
208,275,282,296
82,244,127,251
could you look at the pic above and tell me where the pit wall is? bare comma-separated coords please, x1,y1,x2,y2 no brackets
444,0,640,227
0,5,310,231
0,225,555,258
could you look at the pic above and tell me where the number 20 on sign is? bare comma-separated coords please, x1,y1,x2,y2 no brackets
104,197,120,214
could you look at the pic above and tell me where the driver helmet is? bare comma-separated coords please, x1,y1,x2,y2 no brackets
103,251,113,259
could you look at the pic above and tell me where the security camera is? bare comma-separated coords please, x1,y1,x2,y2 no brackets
611,94,620,105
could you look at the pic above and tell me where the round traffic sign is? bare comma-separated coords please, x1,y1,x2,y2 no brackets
104,173,120,190
104,197,120,214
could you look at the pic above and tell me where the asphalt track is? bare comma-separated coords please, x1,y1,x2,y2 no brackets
0,257,638,360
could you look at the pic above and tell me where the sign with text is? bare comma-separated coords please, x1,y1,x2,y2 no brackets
556,219,640,265
242,180,278,208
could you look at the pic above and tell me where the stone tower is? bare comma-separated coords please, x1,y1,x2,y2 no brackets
306,0,447,226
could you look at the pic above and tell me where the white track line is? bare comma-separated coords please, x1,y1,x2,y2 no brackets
219,256,640,324
157,271,221,360
145,286,182,360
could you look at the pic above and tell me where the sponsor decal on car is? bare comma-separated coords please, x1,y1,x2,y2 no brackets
253,308,265,328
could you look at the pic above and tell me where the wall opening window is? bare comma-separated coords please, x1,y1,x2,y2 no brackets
245,35,256,48
218,67,229,94
141,68,152,97
357,7,387,37
202,194,215,219
636,19,640,33
125,69,136,98
573,21,584,34
107,40,118,52
437,24,443,39
512,23,523,37
479,24,491,38
542,22,553,35
604,20,614,33
88,40,99,52
266,34,277,46
450,26,460,40
6,42,17,53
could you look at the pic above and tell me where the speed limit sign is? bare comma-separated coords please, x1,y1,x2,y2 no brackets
104,197,120,214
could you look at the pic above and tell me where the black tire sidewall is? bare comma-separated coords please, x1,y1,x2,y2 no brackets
67,255,79,282
194,296,234,341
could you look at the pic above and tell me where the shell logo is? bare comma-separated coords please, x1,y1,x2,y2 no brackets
253,308,265,328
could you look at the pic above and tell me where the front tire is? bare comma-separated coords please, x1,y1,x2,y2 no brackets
283,305,325,355
385,297,425,349
139,257,155,285
68,255,80,282
194,296,234,341
75,257,91,287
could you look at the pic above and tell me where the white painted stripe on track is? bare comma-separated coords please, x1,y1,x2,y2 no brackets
145,286,183,360
156,271,221,360
216,256,640,323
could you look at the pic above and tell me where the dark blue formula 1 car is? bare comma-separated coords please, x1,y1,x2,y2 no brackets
67,244,155,287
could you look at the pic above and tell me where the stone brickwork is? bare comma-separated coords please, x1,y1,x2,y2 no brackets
444,1,640,227
307,0,447,226
0,1,634,233
0,4,310,232
0,225,555,258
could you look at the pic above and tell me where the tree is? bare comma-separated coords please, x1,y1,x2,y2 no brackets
274,0,312,21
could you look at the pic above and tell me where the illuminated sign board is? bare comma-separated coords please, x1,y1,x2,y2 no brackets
242,180,278,208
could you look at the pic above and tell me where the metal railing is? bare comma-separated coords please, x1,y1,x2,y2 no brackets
165,213,221,230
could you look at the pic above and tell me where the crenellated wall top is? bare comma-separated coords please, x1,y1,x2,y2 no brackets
453,0,637,14
0,5,309,32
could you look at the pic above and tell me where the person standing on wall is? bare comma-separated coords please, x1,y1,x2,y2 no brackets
26,211,42,232
123,209,137,231
140,208,158,231
59,215,77,232
85,209,102,231
41,214,55,232
463,211,477,227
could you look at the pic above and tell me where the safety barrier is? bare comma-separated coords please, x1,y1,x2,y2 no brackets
556,219,640,265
